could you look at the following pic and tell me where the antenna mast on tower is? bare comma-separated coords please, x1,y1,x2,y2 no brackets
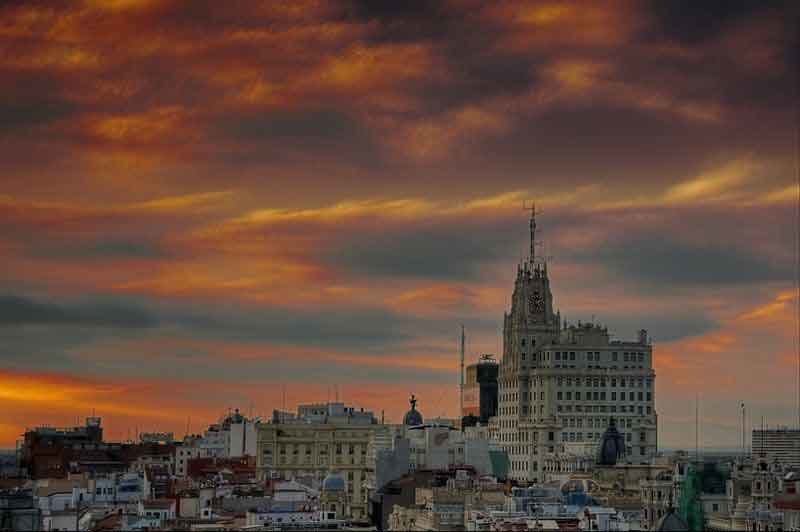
523,201,544,269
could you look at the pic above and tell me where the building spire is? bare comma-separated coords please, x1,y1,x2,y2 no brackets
522,201,537,271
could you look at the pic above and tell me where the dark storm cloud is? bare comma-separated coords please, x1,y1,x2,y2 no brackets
0,98,75,134
0,295,158,328
0,290,456,356
214,108,384,168
341,0,450,42
576,237,793,286
646,0,791,44
587,310,720,344
29,239,167,260
327,218,522,280
167,305,419,349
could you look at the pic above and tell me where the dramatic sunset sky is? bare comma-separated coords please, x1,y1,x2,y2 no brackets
0,0,797,449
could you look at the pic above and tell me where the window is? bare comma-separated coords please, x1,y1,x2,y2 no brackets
557,392,563,400
638,392,644,401
575,392,581,400
570,352,575,361
522,338,526,346
600,392,606,400
612,352,618,361
612,392,617,400
647,392,652,402
566,392,572,400
556,352,561,361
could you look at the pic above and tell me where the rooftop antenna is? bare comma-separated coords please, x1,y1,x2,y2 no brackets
460,324,465,418
740,402,746,459
522,200,543,269
695,394,699,463
282,384,287,424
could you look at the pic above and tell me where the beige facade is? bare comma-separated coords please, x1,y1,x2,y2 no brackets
387,473,505,531
496,212,658,483
256,423,376,520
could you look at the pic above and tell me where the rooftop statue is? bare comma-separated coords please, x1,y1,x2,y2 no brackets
597,417,625,466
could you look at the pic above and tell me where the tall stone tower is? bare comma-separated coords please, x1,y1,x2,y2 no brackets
498,206,562,481
495,206,658,483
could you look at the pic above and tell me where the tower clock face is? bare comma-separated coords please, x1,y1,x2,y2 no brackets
529,291,544,314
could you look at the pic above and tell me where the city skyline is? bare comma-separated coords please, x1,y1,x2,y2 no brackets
1,1,798,451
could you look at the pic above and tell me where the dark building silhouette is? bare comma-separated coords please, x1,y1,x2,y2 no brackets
462,355,498,424
598,418,626,466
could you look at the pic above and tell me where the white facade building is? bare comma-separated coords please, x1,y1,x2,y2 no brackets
175,439,203,478
198,409,261,458
752,427,800,469
495,210,658,483
256,401,379,520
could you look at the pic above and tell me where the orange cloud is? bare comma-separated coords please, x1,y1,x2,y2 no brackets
738,289,798,322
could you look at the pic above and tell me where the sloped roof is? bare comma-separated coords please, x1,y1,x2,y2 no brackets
655,510,689,532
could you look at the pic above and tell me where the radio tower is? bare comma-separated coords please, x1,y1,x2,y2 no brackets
459,325,465,418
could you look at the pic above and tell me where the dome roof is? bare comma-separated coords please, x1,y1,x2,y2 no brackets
655,510,689,532
597,417,625,466
322,472,345,492
403,394,424,426
403,410,423,426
